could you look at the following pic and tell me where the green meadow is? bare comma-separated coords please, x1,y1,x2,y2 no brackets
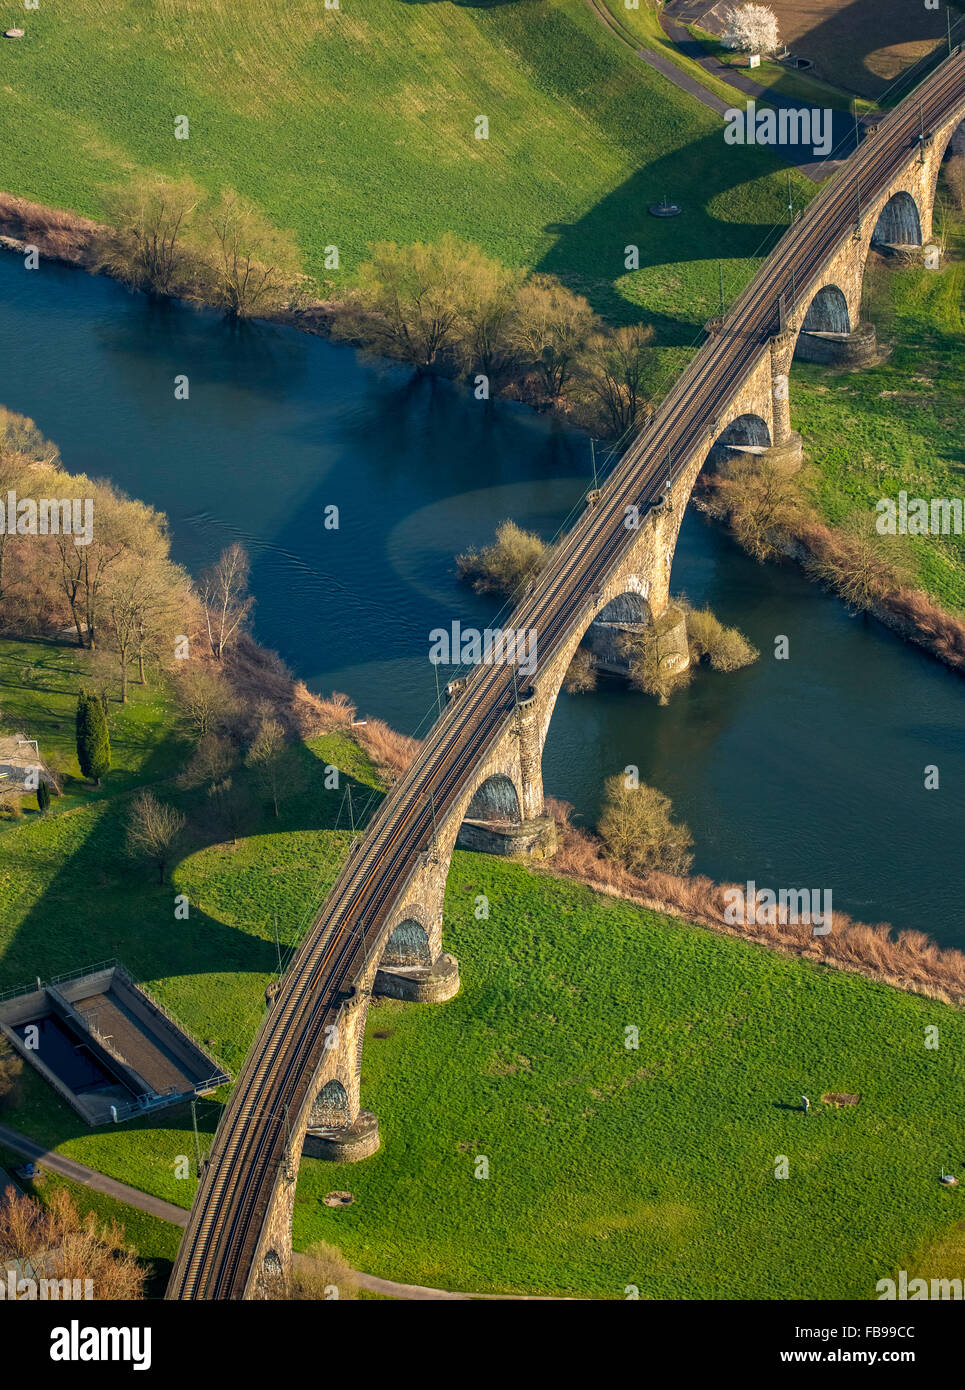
0,0,808,335
791,195,965,614
3,638,964,1298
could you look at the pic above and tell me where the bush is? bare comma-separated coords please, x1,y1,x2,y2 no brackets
456,520,552,597
803,512,915,613
686,606,759,672
598,774,694,876
563,647,597,693
619,604,693,704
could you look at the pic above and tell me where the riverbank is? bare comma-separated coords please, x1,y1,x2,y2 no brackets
7,177,963,680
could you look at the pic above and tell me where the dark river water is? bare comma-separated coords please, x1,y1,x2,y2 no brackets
1,255,962,942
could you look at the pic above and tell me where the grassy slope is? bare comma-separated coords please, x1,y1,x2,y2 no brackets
0,0,806,335
791,194,965,614
292,854,965,1299
3,639,964,1299
0,637,184,823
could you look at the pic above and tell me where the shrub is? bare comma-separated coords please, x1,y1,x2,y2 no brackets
619,604,693,704
563,647,597,693
803,512,915,613
598,773,694,876
456,520,552,597
686,606,759,672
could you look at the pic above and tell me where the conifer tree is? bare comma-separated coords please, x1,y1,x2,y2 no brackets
75,690,111,785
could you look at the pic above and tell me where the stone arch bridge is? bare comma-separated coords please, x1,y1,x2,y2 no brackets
167,51,965,1300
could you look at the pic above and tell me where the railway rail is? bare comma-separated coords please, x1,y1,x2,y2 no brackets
167,49,965,1299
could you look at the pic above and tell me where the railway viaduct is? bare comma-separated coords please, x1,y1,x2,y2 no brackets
167,53,965,1300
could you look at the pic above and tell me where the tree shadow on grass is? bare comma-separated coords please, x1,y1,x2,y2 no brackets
0,730,379,1002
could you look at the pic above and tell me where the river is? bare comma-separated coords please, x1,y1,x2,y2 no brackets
1,254,962,943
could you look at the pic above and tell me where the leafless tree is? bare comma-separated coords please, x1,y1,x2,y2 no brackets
509,275,600,399
200,543,254,661
204,190,306,318
125,789,186,884
246,708,287,818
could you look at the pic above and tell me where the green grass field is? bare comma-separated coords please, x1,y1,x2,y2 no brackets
3,638,965,1299
0,1144,181,1299
0,637,184,820
791,193,965,614
0,0,809,337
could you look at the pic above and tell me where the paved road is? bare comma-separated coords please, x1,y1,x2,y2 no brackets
584,0,853,181
0,1122,188,1225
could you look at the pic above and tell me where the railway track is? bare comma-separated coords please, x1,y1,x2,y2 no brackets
167,50,965,1299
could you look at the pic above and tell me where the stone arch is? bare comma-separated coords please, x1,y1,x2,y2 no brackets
871,190,923,249
380,917,432,967
309,1078,350,1128
801,283,851,334
464,772,521,824
584,588,653,676
262,1250,284,1280
706,412,772,472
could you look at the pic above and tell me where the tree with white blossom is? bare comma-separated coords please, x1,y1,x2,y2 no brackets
720,4,781,56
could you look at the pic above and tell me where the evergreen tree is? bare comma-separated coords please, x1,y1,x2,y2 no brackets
36,780,51,815
75,691,111,785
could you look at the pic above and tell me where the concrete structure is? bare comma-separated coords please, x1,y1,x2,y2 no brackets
0,962,228,1125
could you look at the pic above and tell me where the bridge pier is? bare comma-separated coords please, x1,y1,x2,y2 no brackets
373,953,460,1002
795,322,881,367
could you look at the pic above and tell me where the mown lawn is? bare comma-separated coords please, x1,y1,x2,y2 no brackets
292,854,965,1299
0,0,809,337
3,651,964,1299
0,636,184,824
791,188,965,614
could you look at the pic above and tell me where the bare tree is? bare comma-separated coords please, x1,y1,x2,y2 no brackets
805,514,915,612
711,452,803,561
0,1186,146,1300
598,774,694,876
204,190,306,318
339,234,489,370
509,275,600,399
91,176,202,297
174,666,242,741
578,323,656,436
246,708,287,818
200,543,254,661
125,789,186,884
